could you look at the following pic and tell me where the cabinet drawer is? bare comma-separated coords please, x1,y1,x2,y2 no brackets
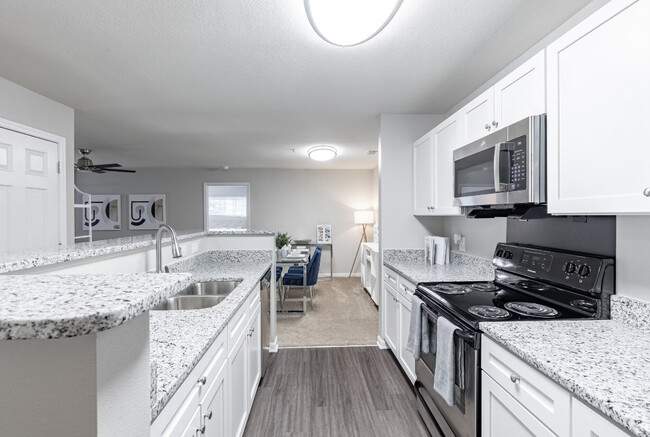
481,336,570,436
397,276,416,302
247,283,260,317
198,330,227,405
228,302,249,356
384,268,398,290
159,386,200,437
572,398,632,437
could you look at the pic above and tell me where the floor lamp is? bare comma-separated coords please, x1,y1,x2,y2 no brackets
349,210,375,278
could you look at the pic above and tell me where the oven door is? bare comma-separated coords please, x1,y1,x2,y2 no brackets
453,127,509,207
415,304,479,437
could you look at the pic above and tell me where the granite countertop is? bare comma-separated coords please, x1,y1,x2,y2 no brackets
150,250,273,422
0,273,192,340
481,295,650,437
0,229,275,274
383,249,495,283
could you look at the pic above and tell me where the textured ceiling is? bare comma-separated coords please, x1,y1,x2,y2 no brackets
0,0,591,169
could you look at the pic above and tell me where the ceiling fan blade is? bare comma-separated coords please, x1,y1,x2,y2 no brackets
101,168,136,173
93,163,122,168
91,168,106,174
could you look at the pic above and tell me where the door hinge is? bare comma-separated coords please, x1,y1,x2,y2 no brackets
57,161,61,174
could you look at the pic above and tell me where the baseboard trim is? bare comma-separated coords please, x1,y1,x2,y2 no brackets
376,335,388,349
269,337,279,353
278,344,378,350
318,273,361,278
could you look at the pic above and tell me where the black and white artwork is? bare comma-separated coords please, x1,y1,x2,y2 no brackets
129,194,166,230
82,194,121,231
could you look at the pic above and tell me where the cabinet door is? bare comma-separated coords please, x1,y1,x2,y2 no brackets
179,406,202,437
413,131,435,215
482,372,555,437
203,361,227,437
397,292,415,383
459,88,494,145
247,307,262,408
493,50,545,129
432,113,462,215
228,331,248,437
572,399,631,437
160,386,201,437
383,284,399,354
547,0,650,214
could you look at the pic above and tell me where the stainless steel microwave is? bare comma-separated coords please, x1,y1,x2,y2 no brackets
453,114,546,208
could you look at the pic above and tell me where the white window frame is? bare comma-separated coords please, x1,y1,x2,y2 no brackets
203,182,251,231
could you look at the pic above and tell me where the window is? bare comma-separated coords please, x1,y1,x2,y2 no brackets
204,183,250,231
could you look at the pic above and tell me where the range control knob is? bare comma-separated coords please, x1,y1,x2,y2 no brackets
565,262,577,274
578,264,592,277
505,251,513,260
496,249,504,258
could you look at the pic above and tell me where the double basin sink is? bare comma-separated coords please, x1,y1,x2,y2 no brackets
152,280,242,311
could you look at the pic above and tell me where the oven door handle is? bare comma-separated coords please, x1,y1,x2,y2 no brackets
420,304,476,347
494,141,514,192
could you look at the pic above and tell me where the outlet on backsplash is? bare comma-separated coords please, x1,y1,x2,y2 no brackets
454,234,466,252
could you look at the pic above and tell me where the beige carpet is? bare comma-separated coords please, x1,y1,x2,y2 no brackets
276,277,379,347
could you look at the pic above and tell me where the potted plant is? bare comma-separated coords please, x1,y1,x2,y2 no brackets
275,232,292,258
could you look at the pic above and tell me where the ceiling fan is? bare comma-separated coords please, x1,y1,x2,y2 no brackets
75,149,136,174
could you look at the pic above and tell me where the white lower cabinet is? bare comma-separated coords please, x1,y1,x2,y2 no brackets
152,283,262,437
383,282,399,354
482,336,633,437
397,291,415,383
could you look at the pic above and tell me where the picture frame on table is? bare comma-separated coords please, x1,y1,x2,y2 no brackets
316,224,331,244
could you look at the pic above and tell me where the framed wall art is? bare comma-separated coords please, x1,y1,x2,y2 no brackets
128,194,166,230
316,224,331,244
82,194,121,231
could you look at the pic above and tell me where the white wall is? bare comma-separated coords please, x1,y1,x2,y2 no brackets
616,216,650,302
0,76,75,242
378,114,445,250
76,168,375,275
443,216,507,259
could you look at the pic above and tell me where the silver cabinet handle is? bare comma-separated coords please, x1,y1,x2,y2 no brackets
485,124,491,130
510,374,521,383
205,410,213,420
197,376,207,386
197,424,206,434
492,120,499,128
644,188,650,197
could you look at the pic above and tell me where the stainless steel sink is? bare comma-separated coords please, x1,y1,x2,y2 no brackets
151,295,227,311
178,280,242,296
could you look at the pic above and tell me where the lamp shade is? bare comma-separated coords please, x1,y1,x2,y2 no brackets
354,210,374,224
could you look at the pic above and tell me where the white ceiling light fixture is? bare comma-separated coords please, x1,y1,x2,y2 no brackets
308,145,338,162
305,0,403,47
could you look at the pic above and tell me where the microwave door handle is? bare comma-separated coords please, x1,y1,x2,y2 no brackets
494,142,513,192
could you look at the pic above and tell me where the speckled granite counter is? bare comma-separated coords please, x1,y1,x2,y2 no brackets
150,250,273,422
0,273,192,340
383,249,494,283
0,229,275,274
480,295,650,437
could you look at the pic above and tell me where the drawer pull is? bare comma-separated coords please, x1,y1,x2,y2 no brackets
510,374,521,384
205,410,213,420
197,376,207,386
197,424,206,434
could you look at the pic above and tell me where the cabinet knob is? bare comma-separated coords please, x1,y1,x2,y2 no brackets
197,425,206,434
205,410,213,420
485,124,491,130
510,374,521,384
197,376,207,386
492,120,499,128
644,187,650,197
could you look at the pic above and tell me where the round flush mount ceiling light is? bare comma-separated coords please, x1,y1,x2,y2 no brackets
304,0,403,47
308,145,338,161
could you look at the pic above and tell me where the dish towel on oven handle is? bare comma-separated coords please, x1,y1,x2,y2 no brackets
433,316,461,406
406,295,430,360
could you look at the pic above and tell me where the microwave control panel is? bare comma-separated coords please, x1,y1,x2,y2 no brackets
509,135,527,191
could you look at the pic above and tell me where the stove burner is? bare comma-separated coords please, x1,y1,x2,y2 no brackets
429,283,470,295
514,281,552,292
468,305,511,320
468,282,500,292
504,302,559,318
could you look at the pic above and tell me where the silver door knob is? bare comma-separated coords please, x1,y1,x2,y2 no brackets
644,187,650,197
492,120,499,128
205,410,213,420
197,376,207,386
485,124,491,130
510,374,521,383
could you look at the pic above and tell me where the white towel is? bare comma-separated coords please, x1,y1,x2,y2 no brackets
433,316,460,406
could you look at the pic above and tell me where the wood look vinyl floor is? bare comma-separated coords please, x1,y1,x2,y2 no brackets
243,347,430,437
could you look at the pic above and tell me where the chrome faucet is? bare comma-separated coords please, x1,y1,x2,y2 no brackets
156,224,183,273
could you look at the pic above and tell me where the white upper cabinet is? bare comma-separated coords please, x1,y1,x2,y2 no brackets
432,113,462,216
459,50,546,147
494,50,546,128
547,0,650,214
459,88,495,145
413,131,435,215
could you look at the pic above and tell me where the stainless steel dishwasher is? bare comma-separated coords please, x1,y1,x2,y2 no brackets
260,268,271,377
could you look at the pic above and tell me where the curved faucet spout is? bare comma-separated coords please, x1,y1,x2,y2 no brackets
156,224,183,273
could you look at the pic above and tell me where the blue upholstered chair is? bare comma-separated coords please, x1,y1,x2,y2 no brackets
281,246,322,309
276,266,283,283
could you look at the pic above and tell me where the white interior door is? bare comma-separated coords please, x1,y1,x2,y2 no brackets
0,127,61,252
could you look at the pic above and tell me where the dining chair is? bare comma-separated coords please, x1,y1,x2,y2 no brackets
282,246,322,309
